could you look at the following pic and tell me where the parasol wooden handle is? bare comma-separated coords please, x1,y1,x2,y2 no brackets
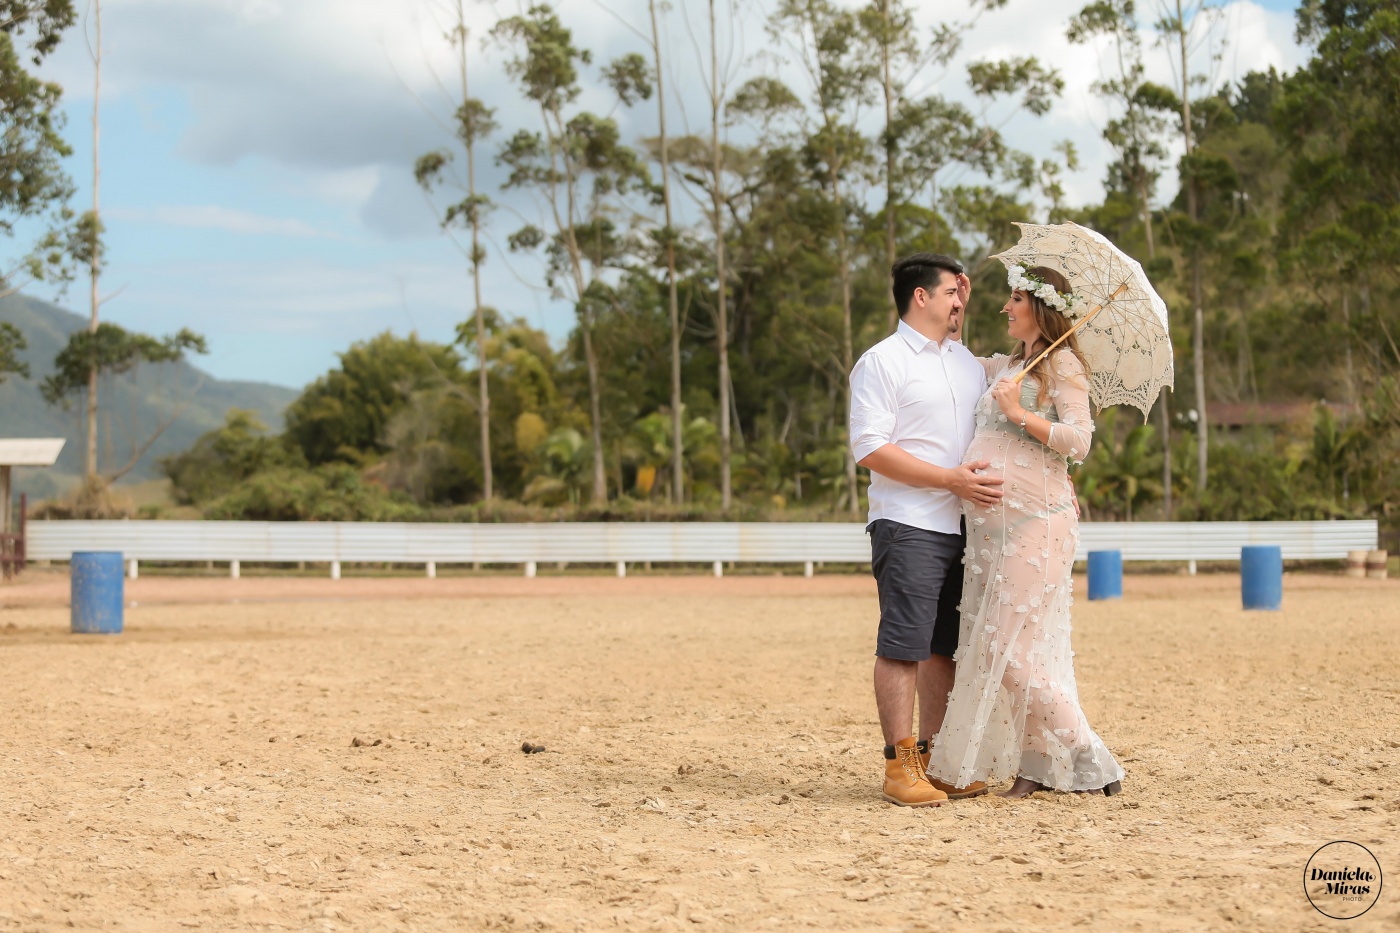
1011,282,1130,384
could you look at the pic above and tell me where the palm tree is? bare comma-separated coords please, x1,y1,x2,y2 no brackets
1308,404,1362,504
1079,410,1163,521
522,427,592,506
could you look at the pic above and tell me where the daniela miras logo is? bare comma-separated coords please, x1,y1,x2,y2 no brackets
1304,841,1383,920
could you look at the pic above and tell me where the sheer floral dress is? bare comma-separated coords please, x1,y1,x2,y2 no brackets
926,349,1125,792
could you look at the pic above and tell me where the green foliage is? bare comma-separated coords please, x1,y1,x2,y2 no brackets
0,320,27,381
0,0,81,312
966,57,1063,115
601,52,651,106
40,323,207,408
1277,0,1399,287
623,408,718,501
144,1,1400,542
0,5,73,233
203,464,421,522
160,409,301,506
1076,410,1162,521
523,426,590,505
1307,403,1364,501
283,332,464,466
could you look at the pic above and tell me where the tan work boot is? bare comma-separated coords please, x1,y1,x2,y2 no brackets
918,740,989,800
882,737,947,807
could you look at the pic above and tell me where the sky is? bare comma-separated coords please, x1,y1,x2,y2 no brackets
22,0,1309,391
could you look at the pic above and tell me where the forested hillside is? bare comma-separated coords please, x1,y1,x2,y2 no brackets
0,295,297,500
104,2,1400,540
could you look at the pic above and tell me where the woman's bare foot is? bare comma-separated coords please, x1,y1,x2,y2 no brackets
999,777,1045,799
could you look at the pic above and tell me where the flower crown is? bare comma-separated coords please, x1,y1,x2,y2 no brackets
1007,264,1082,319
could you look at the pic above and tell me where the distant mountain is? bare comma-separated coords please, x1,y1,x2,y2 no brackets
0,294,300,500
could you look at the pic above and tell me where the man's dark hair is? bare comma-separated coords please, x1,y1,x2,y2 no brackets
891,253,964,317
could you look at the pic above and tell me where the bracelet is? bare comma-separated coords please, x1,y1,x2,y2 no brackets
1018,409,1029,428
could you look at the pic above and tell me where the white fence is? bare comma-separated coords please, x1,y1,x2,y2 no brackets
26,519,1379,578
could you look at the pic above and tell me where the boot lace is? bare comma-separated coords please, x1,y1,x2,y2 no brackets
897,745,925,784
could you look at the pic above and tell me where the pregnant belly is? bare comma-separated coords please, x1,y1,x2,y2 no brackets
964,431,1073,506
963,433,1008,483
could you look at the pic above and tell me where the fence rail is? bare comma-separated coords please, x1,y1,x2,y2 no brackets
24,519,1379,578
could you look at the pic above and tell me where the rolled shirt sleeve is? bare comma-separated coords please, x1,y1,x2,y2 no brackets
849,353,899,463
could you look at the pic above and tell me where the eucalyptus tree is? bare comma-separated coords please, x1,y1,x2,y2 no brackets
964,56,1065,183
1277,0,1399,409
761,0,878,515
592,0,686,503
885,96,986,251
859,0,939,333
414,0,498,500
645,0,684,505
930,56,1063,266
0,0,78,299
1153,0,1221,492
858,0,1011,333
1006,140,1082,222
923,55,1062,349
0,0,85,463
83,0,104,484
1068,0,1171,255
492,4,651,504
665,0,746,508
704,0,737,509
41,323,207,481
1069,0,1176,514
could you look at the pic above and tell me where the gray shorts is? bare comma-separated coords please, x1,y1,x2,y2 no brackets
868,518,965,662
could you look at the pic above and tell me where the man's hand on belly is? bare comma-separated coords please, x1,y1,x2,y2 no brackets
944,461,1004,506
858,444,1004,505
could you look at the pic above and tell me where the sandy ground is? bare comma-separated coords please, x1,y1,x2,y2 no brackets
0,571,1396,932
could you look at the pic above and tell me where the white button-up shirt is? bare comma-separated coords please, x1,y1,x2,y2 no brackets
849,320,987,534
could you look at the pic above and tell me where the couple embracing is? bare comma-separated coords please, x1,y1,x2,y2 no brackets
850,252,1124,806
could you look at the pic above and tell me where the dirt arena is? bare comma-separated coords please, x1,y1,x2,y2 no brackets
1,570,1396,931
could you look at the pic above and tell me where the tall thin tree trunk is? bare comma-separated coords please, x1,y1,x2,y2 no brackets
1341,289,1355,409
649,0,684,505
929,178,939,252
836,182,857,515
582,322,607,503
1157,393,1172,517
549,108,607,505
86,0,102,483
457,1,492,501
1238,302,1258,402
879,0,898,335
1176,0,1208,492
709,0,732,510
1191,252,1206,490
1141,197,1171,518
1138,180,1156,258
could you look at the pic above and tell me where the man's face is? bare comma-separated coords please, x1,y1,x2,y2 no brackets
916,269,965,336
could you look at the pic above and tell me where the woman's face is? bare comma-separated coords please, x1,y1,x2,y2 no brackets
1002,290,1043,345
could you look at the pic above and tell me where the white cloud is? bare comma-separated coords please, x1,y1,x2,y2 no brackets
50,0,1310,200
108,204,341,238
35,0,1308,385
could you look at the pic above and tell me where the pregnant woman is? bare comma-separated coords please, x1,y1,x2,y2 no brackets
926,265,1124,798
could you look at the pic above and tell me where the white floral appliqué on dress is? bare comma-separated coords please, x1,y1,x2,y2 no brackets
927,349,1125,792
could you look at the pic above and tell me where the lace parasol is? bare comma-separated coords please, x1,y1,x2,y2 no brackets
991,221,1174,418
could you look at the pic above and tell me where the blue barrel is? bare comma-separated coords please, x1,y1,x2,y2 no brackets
1241,545,1283,610
71,551,124,634
1086,550,1123,600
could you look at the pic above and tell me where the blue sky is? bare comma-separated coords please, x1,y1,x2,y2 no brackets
21,0,1307,391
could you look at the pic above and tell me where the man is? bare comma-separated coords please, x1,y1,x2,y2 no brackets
848,253,1002,807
